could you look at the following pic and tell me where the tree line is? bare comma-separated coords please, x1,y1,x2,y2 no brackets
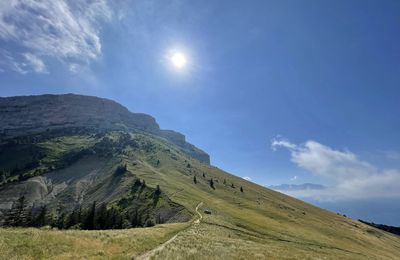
2,176,164,230
2,195,159,230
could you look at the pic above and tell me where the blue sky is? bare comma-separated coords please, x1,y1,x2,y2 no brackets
1,0,400,225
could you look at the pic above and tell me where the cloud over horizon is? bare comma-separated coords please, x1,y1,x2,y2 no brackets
0,0,112,74
271,137,400,201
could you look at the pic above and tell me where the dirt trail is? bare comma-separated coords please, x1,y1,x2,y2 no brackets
134,202,203,260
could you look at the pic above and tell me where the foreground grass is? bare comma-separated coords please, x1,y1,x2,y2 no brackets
155,214,400,260
0,223,187,260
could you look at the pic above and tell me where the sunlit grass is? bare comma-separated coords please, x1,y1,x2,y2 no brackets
0,223,188,260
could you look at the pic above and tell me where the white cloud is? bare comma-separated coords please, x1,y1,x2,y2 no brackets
0,0,112,74
290,175,297,181
23,53,47,73
242,176,252,181
271,137,400,201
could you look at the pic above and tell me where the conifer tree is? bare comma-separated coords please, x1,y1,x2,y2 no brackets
0,170,5,183
96,204,108,229
83,201,96,230
209,179,215,189
35,205,47,227
65,207,79,229
130,208,139,227
193,176,197,184
155,185,161,195
5,195,28,226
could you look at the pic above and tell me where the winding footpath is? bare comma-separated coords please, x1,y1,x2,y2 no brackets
135,202,203,260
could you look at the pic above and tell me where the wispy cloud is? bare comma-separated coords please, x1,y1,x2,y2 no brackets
23,53,47,74
290,175,297,181
271,137,400,201
381,150,400,161
0,0,112,74
242,176,252,181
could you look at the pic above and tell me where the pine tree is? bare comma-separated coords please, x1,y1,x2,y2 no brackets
35,205,47,227
57,212,66,229
155,185,161,195
193,176,197,184
0,170,5,183
115,164,127,175
209,179,215,189
156,213,163,224
5,195,28,226
25,207,34,227
65,207,78,229
54,202,65,228
134,179,142,186
130,208,139,227
96,204,108,229
240,186,244,192
223,179,226,185
83,201,96,230
145,218,155,227
107,207,117,229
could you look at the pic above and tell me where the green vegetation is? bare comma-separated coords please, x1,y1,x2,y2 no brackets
0,129,399,259
2,178,186,230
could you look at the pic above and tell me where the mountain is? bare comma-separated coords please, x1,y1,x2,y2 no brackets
0,94,209,164
0,94,399,259
269,183,326,191
359,219,400,236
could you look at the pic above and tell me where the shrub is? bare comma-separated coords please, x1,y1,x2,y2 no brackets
155,185,161,195
145,218,155,227
209,179,215,189
115,164,127,175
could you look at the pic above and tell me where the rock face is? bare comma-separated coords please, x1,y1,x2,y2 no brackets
0,94,210,164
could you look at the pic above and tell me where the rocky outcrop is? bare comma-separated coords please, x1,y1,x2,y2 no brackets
0,94,210,164
0,94,159,136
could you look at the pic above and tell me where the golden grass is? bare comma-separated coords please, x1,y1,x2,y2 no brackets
0,223,188,260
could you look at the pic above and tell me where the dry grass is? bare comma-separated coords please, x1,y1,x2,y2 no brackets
0,223,188,260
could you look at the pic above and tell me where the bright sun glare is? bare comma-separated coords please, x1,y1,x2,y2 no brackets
170,52,187,69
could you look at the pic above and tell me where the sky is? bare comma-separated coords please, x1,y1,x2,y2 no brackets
1,0,400,225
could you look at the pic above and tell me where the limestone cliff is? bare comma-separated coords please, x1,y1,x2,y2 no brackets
0,94,210,164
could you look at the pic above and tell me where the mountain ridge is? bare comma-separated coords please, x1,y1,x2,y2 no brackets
0,93,209,164
269,183,326,191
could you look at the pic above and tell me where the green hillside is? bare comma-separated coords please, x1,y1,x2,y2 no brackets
0,129,399,259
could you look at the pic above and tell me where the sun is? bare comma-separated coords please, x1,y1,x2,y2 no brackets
170,52,187,69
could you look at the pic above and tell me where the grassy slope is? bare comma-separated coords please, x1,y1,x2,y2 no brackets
131,136,400,259
0,224,188,259
1,132,400,259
